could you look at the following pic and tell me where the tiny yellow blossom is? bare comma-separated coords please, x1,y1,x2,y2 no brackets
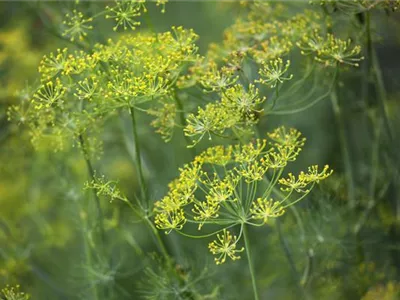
208,229,244,264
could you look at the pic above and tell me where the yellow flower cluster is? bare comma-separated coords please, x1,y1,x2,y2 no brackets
184,84,266,146
31,79,66,110
178,5,348,146
11,26,199,151
1,285,30,300
298,32,364,67
256,58,293,88
221,8,322,61
279,165,333,193
250,198,285,224
105,0,144,31
84,174,128,203
154,157,203,233
147,100,177,142
154,126,333,264
208,229,244,265
199,62,239,92
62,10,93,42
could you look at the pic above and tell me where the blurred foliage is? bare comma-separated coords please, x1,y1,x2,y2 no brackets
1,1,400,299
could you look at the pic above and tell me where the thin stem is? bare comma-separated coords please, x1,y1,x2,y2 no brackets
281,189,313,209
329,74,356,209
128,107,174,263
123,192,173,264
176,223,238,239
370,34,393,142
364,11,396,179
276,218,298,277
79,134,106,245
243,224,260,300
129,107,148,206
354,118,383,234
276,219,311,299
269,67,338,115
82,210,100,300
145,218,170,262
174,90,195,156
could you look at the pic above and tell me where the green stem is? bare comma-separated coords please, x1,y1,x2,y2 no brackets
353,118,382,234
243,224,260,300
174,90,195,156
269,67,338,115
81,209,100,300
323,6,355,209
124,194,173,266
129,107,148,206
370,33,393,142
276,218,299,277
128,107,174,264
276,219,311,300
359,11,371,114
365,10,395,157
329,75,356,209
365,3,393,141
79,134,106,245
145,218,170,262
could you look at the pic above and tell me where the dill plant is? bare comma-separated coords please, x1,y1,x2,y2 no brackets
2,0,400,299
153,127,332,299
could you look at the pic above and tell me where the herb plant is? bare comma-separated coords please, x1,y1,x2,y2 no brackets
1,1,400,299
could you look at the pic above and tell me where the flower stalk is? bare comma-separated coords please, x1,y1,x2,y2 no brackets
129,106,148,206
243,224,260,300
329,73,356,209
78,134,106,245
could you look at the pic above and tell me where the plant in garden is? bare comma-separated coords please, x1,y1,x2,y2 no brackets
154,127,332,298
3,0,400,299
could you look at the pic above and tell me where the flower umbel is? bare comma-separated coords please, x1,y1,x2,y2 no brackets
154,126,333,265
1,285,30,300
250,198,285,224
208,229,244,265
256,58,293,88
106,0,144,31
62,10,93,42
154,209,187,234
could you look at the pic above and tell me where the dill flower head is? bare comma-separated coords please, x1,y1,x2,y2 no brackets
256,58,293,88
84,174,128,203
31,79,66,110
208,229,244,265
184,83,266,147
10,24,200,150
1,285,30,300
62,10,93,42
154,126,333,264
250,198,285,224
199,61,239,92
38,48,69,81
321,34,364,67
298,32,364,67
147,99,177,142
106,0,144,31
